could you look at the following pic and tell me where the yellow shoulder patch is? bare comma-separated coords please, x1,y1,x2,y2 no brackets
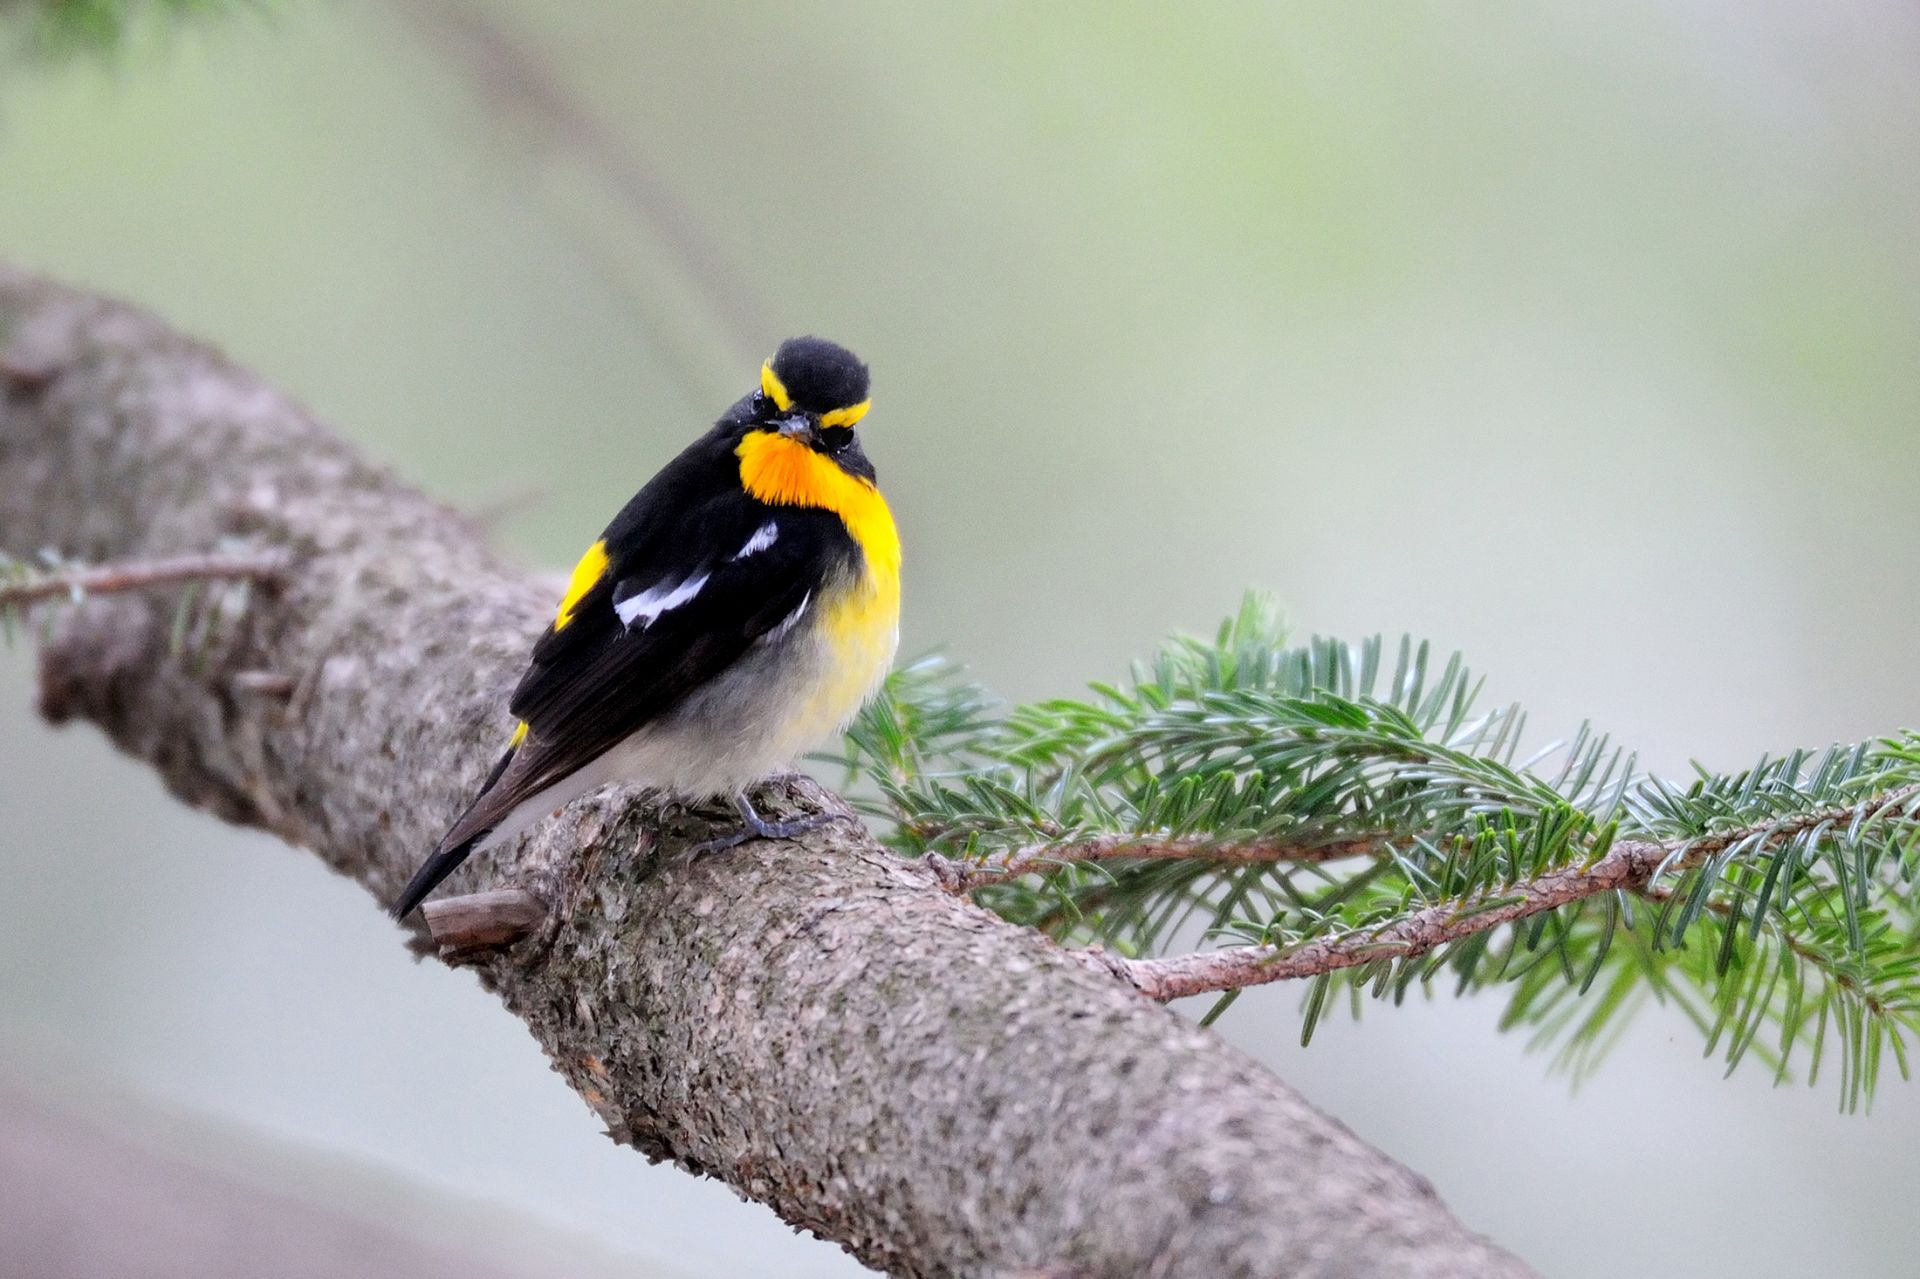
510,720,530,747
554,539,609,630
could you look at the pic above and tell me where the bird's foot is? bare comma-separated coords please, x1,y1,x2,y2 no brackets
687,793,852,857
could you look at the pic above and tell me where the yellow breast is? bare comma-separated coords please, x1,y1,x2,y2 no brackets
736,430,901,728
736,431,898,568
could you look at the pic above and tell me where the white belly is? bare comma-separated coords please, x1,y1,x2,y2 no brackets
475,566,898,854
602,599,896,798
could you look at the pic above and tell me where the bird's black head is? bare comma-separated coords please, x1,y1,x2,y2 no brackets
766,336,869,417
731,336,877,482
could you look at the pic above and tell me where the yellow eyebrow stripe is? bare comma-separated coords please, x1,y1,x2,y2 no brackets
554,539,609,630
762,362,870,426
819,399,871,429
761,362,794,412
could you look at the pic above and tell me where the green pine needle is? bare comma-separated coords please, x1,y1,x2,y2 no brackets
843,592,1920,1110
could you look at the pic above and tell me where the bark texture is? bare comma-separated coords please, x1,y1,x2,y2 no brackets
0,266,1534,1279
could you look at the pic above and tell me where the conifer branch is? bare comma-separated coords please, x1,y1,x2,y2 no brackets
847,607,1920,1107
1093,784,1920,1001
927,832,1393,892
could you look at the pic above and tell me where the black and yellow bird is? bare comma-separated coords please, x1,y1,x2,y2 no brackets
391,337,900,919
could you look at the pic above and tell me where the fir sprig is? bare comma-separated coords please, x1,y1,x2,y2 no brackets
840,594,1920,1108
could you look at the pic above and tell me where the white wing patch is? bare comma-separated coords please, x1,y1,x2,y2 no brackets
733,521,779,560
760,591,811,645
614,573,710,630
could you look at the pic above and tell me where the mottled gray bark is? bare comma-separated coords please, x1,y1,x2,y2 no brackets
0,266,1534,1279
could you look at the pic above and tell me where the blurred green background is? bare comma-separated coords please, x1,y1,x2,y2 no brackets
2,1,1918,1274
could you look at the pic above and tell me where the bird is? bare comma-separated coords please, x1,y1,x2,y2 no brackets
390,336,900,919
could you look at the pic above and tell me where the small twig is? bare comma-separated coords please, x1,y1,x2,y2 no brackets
463,482,550,534
0,552,284,608
422,888,548,952
929,832,1394,893
231,670,296,697
1088,784,1920,1002
1632,881,1893,1015
396,0,764,366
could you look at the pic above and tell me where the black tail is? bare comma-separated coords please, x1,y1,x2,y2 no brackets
390,741,521,919
389,832,488,920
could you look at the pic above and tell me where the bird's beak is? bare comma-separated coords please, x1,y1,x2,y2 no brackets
777,413,816,441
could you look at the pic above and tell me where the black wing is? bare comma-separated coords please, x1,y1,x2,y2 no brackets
504,492,852,799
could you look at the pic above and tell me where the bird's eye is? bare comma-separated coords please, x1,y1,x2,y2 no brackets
818,425,854,454
751,391,771,414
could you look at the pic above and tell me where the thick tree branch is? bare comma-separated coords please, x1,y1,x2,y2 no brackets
0,266,1532,1279
1099,786,1920,1002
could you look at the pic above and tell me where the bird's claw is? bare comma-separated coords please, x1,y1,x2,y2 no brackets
685,794,853,857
